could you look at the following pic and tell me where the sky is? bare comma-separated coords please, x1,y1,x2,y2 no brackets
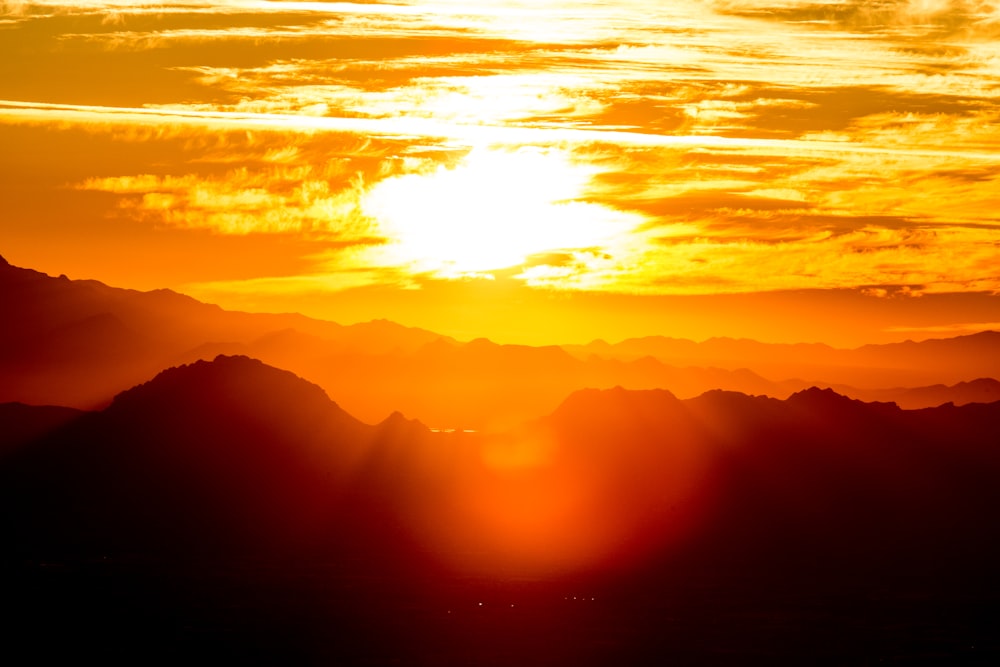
2,0,999,345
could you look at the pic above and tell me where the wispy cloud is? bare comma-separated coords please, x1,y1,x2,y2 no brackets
1,0,998,305
75,167,381,237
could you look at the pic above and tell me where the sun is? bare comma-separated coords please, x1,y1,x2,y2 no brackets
361,146,637,279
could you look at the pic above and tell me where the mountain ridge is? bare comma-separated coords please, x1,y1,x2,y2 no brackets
3,353,1000,665
4,255,1000,427
4,355,999,571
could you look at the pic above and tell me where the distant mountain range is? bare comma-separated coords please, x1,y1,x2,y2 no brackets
0,254,452,409
4,355,999,664
3,254,1000,429
563,331,1000,389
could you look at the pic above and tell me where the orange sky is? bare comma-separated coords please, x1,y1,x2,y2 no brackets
2,0,999,345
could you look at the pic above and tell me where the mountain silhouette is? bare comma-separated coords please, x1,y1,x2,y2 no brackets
547,385,1000,584
1,356,377,559
4,357,1000,664
0,402,83,458
5,354,1000,574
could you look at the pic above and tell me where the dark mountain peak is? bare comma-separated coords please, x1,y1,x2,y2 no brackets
684,389,780,420
965,330,1000,342
4,356,374,559
381,410,408,424
787,386,853,405
377,410,429,434
691,388,763,403
961,377,1000,390
697,388,746,398
108,354,357,429
115,353,317,394
546,386,702,447
551,386,681,422
786,386,899,415
0,254,8,266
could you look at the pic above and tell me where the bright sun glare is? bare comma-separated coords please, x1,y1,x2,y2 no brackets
362,147,636,278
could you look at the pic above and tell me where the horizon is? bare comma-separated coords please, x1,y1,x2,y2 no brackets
6,248,1000,430
5,250,1000,348
3,1,1000,347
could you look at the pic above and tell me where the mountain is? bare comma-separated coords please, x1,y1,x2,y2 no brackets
565,331,1000,389
8,355,999,573
6,255,999,429
546,385,1000,580
173,332,797,431
838,377,1000,408
0,402,83,458
1,355,370,558
4,357,1000,664
0,254,454,408
0,255,792,426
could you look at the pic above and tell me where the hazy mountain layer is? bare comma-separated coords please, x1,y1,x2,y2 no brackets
5,256,1000,432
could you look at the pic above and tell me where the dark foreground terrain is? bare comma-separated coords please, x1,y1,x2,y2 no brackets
3,356,1000,665
5,557,999,666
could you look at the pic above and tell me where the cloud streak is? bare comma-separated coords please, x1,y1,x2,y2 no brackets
1,0,998,306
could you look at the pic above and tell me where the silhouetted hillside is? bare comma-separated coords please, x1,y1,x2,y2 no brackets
4,357,1000,664
0,402,83,458
5,355,1000,574
552,388,1000,577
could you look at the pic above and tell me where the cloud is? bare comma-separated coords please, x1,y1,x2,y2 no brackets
183,267,412,300
802,109,1000,149
3,0,999,304
76,166,382,238
519,221,1000,295
705,0,1000,36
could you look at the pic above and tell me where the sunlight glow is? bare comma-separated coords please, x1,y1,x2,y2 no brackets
362,147,642,278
